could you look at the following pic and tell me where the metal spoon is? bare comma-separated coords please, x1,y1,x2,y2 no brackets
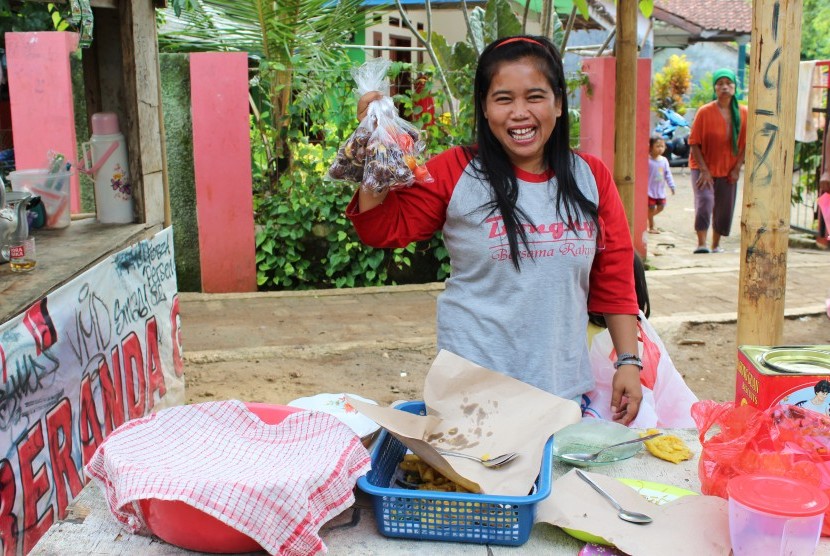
575,469,653,524
559,432,663,463
435,449,518,468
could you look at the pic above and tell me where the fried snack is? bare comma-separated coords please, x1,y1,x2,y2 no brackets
327,126,371,183
641,428,692,464
398,453,471,493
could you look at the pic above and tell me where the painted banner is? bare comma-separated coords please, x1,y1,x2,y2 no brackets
0,227,183,555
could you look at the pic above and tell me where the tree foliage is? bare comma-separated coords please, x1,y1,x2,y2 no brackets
158,0,366,187
0,1,66,43
801,0,830,61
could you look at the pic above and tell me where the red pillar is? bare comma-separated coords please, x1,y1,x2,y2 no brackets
190,52,257,292
6,32,81,213
579,57,652,258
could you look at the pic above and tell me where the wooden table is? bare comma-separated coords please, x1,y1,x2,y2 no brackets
29,429,830,555
0,219,156,323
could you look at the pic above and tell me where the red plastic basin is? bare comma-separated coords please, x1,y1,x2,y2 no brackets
138,402,301,553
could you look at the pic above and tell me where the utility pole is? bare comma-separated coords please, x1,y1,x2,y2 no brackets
737,0,804,345
614,0,638,236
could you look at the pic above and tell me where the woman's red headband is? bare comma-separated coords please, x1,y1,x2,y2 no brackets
497,37,543,48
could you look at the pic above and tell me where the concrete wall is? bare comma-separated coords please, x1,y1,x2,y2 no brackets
159,53,201,292
70,54,95,213
580,57,652,259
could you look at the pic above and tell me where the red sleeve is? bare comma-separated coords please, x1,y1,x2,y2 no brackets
346,146,471,248
576,152,639,315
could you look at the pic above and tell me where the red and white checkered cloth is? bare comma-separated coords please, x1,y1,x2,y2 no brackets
85,400,371,556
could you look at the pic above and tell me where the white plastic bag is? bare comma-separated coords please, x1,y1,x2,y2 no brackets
583,312,698,428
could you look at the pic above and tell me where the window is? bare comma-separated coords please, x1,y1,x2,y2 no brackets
389,17,400,27
373,32,383,58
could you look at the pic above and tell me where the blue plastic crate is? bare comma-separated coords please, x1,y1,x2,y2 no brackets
356,401,553,546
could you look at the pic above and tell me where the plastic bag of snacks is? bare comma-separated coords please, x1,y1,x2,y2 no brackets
328,58,432,193
692,401,830,536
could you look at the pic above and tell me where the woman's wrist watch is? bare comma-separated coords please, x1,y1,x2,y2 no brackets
614,352,643,370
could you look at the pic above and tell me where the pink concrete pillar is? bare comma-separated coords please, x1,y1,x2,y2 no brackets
6,32,81,213
579,58,616,165
190,52,257,293
579,58,652,258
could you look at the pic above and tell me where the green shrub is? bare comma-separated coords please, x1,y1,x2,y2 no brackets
689,71,714,110
652,54,692,115
791,129,824,206
253,60,456,290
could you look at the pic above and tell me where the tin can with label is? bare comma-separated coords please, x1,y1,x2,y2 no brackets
736,345,830,416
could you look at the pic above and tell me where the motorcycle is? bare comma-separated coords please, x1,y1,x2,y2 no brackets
654,108,691,167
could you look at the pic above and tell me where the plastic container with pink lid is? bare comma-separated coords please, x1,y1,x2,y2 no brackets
727,474,829,556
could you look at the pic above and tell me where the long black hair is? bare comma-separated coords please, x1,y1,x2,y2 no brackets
588,253,650,327
465,35,599,270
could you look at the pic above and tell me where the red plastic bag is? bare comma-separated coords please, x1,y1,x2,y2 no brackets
692,400,830,535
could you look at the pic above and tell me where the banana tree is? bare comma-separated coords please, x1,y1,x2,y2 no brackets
158,0,365,183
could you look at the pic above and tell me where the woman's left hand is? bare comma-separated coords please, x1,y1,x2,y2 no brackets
610,366,642,425
728,166,741,184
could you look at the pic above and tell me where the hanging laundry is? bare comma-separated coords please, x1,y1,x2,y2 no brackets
795,60,824,143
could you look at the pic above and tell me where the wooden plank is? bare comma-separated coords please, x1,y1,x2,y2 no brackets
81,34,103,122
118,0,166,226
141,171,166,229
86,8,125,116
613,0,638,236
0,220,159,324
736,0,803,345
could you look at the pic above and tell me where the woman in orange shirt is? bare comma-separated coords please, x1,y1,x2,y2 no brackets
688,69,747,254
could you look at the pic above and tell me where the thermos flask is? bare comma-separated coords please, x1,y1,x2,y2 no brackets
81,112,135,224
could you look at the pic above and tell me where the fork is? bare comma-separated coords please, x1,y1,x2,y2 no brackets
435,449,518,468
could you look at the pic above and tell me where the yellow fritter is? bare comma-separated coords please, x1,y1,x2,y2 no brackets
641,428,692,464
398,454,471,492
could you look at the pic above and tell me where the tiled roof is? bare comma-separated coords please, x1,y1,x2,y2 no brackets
655,0,752,33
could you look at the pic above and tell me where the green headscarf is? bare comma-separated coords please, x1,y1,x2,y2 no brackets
712,68,741,155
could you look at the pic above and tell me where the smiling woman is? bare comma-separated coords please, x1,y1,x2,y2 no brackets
482,59,562,174
344,35,643,425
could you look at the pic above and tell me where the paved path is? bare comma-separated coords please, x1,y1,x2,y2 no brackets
180,168,829,359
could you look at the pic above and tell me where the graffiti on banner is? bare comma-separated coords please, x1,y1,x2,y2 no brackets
0,227,183,555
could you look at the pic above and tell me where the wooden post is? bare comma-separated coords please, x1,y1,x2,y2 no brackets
118,0,167,226
737,0,803,345
614,0,637,236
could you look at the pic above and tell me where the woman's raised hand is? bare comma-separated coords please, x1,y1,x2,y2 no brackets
357,91,384,122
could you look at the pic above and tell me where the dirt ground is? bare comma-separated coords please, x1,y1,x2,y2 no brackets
185,314,830,407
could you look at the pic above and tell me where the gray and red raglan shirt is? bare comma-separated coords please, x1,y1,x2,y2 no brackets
347,146,637,399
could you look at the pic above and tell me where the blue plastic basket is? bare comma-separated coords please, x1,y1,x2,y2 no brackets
356,401,553,546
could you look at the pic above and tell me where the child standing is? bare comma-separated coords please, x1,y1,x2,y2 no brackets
647,136,676,233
